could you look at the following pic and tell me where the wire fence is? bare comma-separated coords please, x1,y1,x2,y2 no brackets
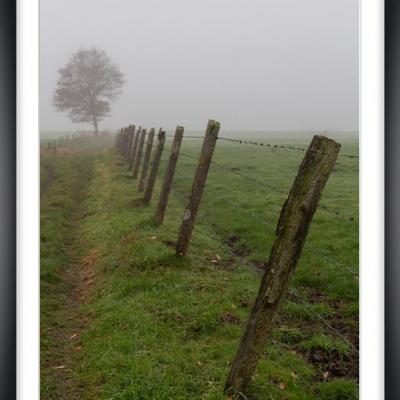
164,133,359,159
151,181,359,355
152,126,358,354
171,166,358,277
173,146,357,222
51,122,359,393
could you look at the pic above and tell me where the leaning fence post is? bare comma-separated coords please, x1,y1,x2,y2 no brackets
154,126,185,226
224,135,341,395
176,120,220,256
124,127,131,160
126,125,135,163
123,127,129,159
129,126,141,170
133,128,147,178
138,128,155,192
143,130,166,205
123,128,130,159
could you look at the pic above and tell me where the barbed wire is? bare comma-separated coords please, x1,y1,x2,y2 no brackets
162,133,359,160
217,137,359,160
125,137,359,272
113,137,359,356
153,184,358,353
193,221,358,353
172,169,358,277
289,289,358,354
165,134,205,139
176,151,357,221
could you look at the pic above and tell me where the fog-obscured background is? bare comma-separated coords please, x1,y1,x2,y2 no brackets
40,0,358,135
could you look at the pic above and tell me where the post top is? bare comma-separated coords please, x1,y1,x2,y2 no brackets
208,119,221,128
312,134,341,150
158,130,166,139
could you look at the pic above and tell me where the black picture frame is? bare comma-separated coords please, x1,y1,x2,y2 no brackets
385,0,400,398
0,0,16,397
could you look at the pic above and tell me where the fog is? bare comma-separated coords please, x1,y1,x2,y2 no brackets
40,0,358,134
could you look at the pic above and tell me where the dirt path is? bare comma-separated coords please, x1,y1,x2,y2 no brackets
49,239,99,399
41,155,100,400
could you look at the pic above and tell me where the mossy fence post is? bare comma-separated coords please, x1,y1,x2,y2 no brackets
224,135,341,395
176,119,220,256
154,125,185,226
124,127,131,160
133,128,147,178
123,128,130,159
139,128,155,192
126,125,135,165
143,130,166,205
123,127,128,159
129,126,141,170
119,127,126,157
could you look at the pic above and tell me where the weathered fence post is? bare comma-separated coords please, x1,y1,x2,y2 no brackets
126,125,135,163
129,126,141,170
143,130,166,205
124,127,131,160
133,128,147,178
176,120,220,256
224,135,341,395
154,126,185,226
138,128,155,192
124,126,131,162
122,128,129,159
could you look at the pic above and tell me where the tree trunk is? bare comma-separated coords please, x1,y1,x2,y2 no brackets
92,115,99,136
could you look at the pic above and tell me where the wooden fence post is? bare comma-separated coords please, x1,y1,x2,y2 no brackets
129,126,141,170
123,128,129,159
124,128,131,159
138,128,155,192
224,135,341,395
133,128,147,178
125,126,131,164
143,130,166,205
176,120,220,256
154,126,185,226
126,125,135,163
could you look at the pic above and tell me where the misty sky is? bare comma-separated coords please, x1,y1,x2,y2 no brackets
40,0,358,133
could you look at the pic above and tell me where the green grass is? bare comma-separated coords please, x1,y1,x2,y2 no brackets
41,134,358,399
40,151,95,395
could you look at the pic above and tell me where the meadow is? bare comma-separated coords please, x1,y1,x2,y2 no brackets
40,132,358,399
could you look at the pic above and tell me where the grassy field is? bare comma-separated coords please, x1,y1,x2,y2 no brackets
41,133,358,399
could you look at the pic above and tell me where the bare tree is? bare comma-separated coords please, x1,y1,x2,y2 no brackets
53,47,124,135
